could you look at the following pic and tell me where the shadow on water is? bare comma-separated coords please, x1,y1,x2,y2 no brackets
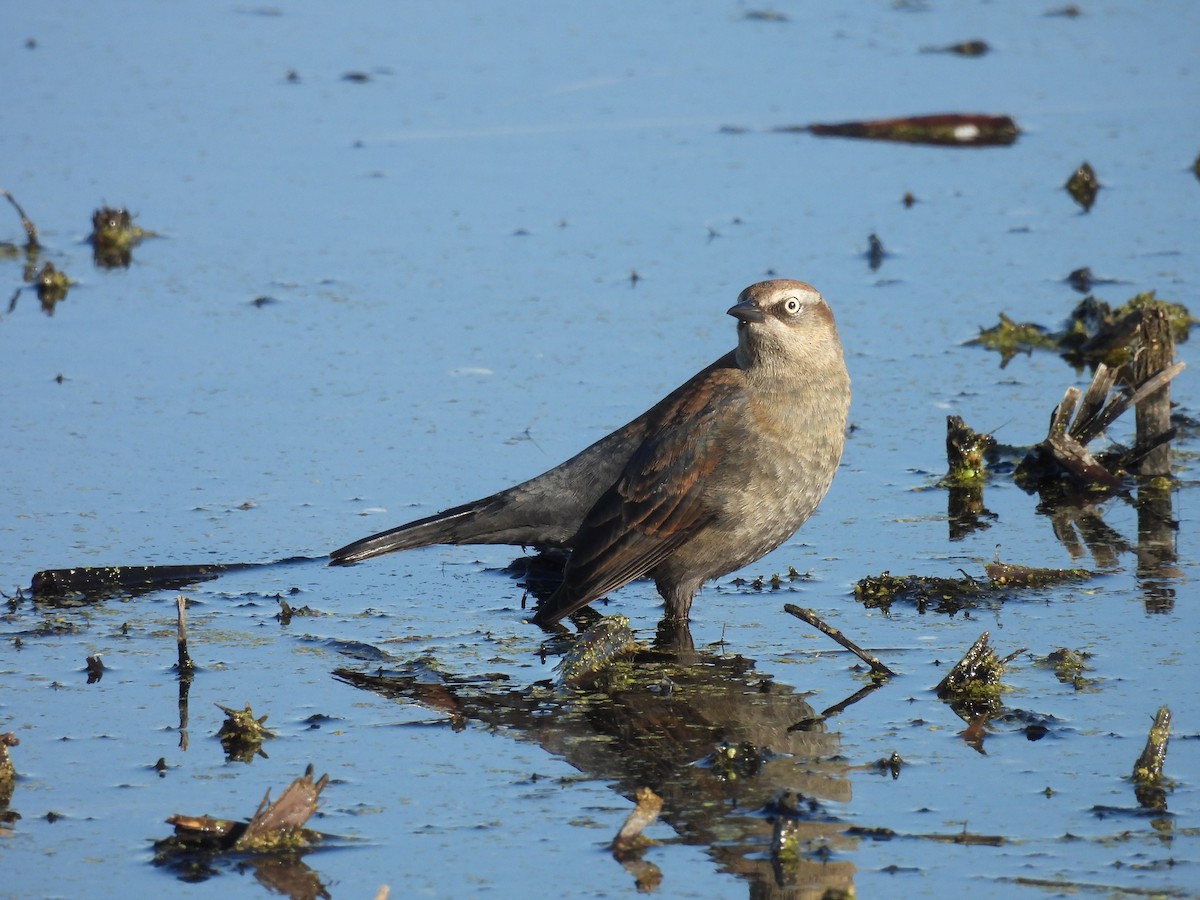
27,556,328,606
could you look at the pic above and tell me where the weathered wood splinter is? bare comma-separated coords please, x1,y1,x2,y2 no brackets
612,786,663,858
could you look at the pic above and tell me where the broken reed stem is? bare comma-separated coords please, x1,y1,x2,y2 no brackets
784,603,896,677
2,189,39,248
176,594,193,674
1131,305,1175,477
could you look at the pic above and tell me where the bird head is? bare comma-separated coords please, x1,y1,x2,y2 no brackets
728,280,844,376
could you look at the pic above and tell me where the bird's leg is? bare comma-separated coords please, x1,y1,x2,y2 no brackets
657,579,697,623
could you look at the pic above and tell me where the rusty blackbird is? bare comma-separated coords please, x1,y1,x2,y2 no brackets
331,280,851,626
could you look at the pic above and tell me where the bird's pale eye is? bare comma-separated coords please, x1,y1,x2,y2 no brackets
783,296,802,315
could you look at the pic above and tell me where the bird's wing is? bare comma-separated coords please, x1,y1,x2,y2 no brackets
534,367,748,624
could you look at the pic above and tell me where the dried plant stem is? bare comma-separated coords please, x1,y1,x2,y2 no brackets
784,603,896,677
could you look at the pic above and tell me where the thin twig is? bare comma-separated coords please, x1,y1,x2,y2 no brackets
784,603,896,677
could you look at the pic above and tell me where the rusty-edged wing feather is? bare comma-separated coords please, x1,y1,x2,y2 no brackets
533,366,749,625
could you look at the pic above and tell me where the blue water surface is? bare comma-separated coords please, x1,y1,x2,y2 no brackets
3,2,1199,897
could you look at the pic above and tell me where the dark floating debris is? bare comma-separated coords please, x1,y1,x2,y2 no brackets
968,291,1194,368
1063,266,1127,296
1065,161,1100,211
217,703,274,763
2,189,70,316
935,631,1025,719
35,262,72,309
743,9,789,21
866,233,886,270
968,313,1057,365
703,740,769,781
942,415,1002,537
855,560,1091,614
277,597,320,625
921,39,990,56
873,752,904,779
784,113,1019,147
89,206,154,269
1067,266,1094,293
944,415,995,487
985,560,1090,588
1037,648,1096,691
766,789,843,884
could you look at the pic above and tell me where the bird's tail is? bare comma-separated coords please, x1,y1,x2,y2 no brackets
329,499,500,565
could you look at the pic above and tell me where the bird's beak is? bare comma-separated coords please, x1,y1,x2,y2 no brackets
727,299,765,324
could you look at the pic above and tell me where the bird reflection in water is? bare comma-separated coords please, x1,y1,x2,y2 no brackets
336,616,871,896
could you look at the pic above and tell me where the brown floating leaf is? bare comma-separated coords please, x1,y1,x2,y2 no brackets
944,415,996,486
796,113,1019,147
